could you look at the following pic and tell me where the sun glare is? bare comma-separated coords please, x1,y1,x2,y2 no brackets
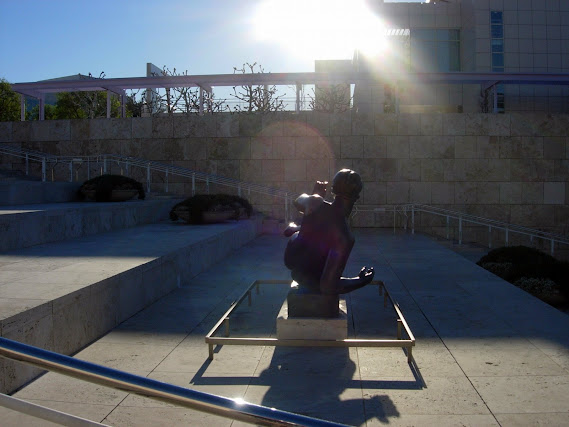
253,0,387,61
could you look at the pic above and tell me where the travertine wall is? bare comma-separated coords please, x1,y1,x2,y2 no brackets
1,112,568,247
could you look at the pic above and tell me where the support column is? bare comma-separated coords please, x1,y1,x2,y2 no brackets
39,94,45,121
20,95,25,121
107,91,111,118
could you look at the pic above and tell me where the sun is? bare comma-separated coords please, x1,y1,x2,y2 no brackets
253,0,387,61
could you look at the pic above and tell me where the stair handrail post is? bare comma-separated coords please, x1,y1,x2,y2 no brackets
192,173,196,196
165,168,169,193
103,156,107,174
411,205,415,234
25,153,29,176
458,215,463,245
69,161,73,182
146,162,151,194
41,157,46,182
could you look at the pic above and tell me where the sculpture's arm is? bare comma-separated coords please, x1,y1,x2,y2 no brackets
293,193,324,215
283,194,325,237
337,266,375,294
319,229,374,295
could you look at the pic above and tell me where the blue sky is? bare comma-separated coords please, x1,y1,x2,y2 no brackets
1,0,422,84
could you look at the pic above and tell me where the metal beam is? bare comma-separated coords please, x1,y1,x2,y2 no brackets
12,72,569,98
198,83,212,93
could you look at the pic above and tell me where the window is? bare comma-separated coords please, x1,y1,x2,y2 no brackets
410,29,461,72
490,11,505,111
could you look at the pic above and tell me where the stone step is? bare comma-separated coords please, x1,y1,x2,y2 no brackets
0,199,182,253
0,180,80,206
0,217,262,393
0,169,41,182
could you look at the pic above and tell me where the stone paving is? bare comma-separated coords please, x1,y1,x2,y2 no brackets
2,229,569,426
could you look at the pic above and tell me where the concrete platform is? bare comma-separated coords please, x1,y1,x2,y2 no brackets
2,229,569,426
0,218,261,394
0,199,181,252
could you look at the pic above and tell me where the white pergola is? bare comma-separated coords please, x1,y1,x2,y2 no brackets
11,71,569,120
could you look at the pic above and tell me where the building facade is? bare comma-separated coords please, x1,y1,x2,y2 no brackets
353,0,569,114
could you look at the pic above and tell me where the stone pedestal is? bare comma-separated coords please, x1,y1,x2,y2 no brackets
286,282,339,318
276,298,348,341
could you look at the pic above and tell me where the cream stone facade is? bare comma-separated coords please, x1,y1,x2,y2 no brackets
1,111,568,251
354,0,569,114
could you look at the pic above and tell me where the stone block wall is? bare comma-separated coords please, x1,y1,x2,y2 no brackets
1,112,568,250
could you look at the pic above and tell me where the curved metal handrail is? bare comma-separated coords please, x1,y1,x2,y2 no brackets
0,337,346,427
0,146,299,220
399,203,569,255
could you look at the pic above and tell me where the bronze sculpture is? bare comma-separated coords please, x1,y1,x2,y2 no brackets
284,169,374,298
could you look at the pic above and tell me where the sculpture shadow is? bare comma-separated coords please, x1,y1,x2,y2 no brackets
190,344,424,426
254,346,400,426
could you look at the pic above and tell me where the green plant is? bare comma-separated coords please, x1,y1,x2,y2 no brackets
78,174,145,202
170,194,252,224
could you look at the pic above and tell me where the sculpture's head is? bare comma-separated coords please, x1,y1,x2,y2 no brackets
332,169,362,201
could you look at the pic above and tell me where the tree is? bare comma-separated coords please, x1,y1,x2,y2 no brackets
48,90,121,119
125,89,145,117
229,62,285,114
0,78,20,121
309,84,352,113
37,72,121,120
140,66,225,116
26,104,57,121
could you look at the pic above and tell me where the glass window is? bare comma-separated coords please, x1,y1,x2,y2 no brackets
491,25,503,38
448,29,460,41
436,29,450,41
491,11,503,24
448,43,461,71
410,29,460,72
413,29,435,40
491,39,504,53
492,53,504,67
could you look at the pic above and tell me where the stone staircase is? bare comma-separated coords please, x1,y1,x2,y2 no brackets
0,176,262,394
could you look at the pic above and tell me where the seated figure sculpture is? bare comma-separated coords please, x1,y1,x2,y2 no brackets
284,169,374,310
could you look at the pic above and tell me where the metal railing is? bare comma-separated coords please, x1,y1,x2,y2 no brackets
399,203,569,256
0,146,296,222
3,146,568,254
0,337,346,427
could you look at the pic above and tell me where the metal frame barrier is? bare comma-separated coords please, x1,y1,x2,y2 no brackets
0,337,347,427
206,280,415,363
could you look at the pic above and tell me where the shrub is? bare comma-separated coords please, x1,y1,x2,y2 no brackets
477,245,569,299
514,277,560,296
78,174,145,202
169,194,253,224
